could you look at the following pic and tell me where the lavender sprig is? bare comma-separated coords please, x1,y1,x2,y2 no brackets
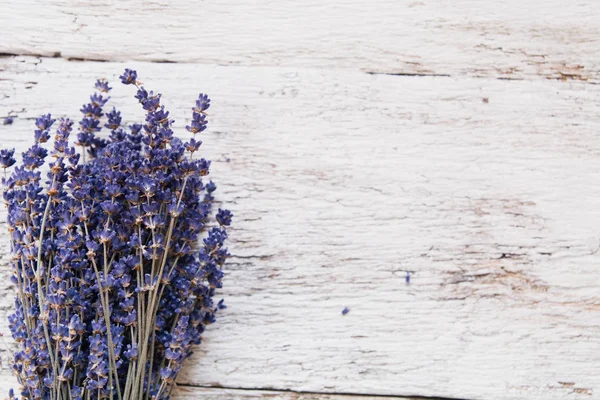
3,70,233,400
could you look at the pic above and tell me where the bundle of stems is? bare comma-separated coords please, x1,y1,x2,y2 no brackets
1,69,232,400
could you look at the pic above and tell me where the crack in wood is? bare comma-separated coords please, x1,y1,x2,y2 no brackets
1,52,596,86
0,51,61,59
364,71,452,78
176,383,475,400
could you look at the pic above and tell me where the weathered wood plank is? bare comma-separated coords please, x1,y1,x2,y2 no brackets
0,376,431,400
172,387,427,400
0,57,599,399
0,1,599,81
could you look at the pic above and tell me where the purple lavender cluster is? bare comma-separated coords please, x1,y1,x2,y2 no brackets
2,70,232,400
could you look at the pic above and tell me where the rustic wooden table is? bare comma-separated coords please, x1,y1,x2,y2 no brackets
0,1,599,399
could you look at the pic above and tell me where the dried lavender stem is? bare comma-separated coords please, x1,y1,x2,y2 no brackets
35,177,57,372
90,256,121,400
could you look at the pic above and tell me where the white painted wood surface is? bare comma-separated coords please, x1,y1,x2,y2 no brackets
0,381,427,400
1,1,600,399
0,57,599,399
1,0,599,81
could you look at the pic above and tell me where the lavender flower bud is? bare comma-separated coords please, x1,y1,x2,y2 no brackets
119,68,138,85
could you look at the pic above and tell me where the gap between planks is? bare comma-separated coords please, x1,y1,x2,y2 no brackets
0,373,471,400
176,383,474,400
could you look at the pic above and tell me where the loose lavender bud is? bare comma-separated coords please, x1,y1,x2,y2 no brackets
3,116,14,125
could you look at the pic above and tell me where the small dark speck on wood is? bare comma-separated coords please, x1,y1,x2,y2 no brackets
342,307,350,315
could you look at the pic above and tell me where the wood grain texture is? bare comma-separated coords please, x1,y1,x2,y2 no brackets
0,56,599,400
1,0,599,81
0,379,431,400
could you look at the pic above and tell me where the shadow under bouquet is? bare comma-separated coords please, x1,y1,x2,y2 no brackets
1,69,232,400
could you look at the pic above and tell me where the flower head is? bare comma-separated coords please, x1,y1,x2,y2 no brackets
0,149,16,169
193,93,211,114
119,68,138,85
35,113,55,132
94,78,112,93
216,208,233,226
185,112,208,134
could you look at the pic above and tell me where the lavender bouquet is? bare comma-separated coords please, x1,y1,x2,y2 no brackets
1,69,232,400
